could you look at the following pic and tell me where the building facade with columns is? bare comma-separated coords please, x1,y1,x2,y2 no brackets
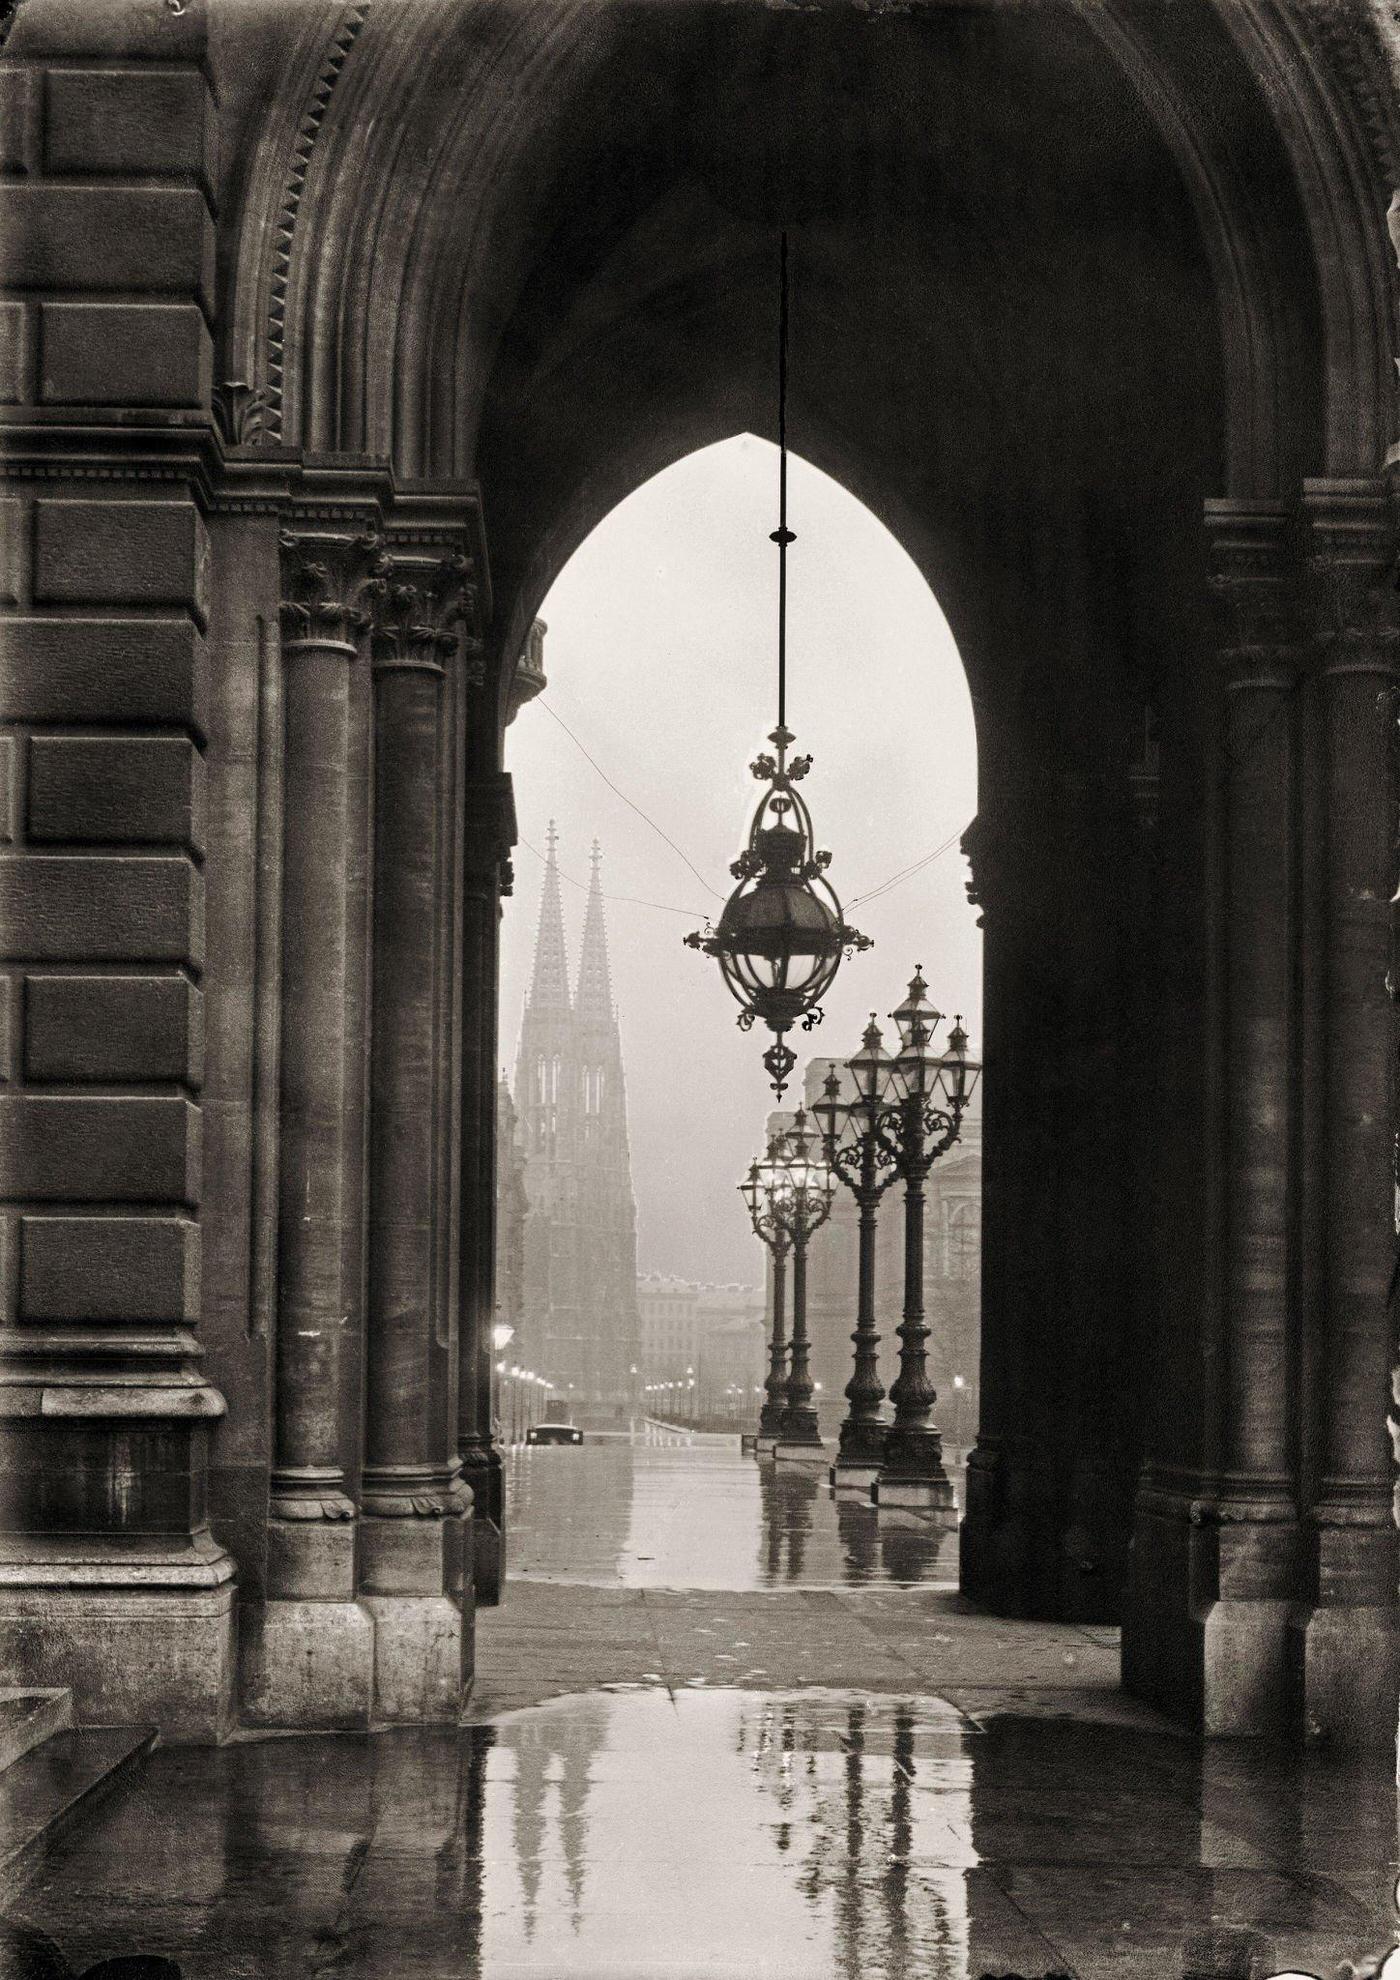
0,0,1397,1750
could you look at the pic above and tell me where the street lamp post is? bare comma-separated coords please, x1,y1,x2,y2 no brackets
773,1109,836,1465
490,1321,514,1450
742,1133,795,1456
872,969,980,1518
814,1019,903,1493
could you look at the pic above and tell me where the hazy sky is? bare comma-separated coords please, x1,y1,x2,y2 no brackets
498,436,981,1285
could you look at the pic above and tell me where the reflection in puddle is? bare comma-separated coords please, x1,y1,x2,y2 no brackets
10,1685,1398,1977
507,1434,957,1590
476,1689,977,1976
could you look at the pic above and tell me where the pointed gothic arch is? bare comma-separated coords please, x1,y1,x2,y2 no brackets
2,0,1399,1747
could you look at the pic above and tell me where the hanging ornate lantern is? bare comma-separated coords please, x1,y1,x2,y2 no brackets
688,725,869,1095
685,233,870,1096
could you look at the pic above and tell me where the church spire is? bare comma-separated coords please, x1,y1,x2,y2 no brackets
574,840,614,1019
526,820,571,1011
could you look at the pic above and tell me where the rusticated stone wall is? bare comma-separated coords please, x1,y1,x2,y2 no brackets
0,2,230,1737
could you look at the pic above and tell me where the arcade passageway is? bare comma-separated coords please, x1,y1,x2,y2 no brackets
6,1436,1396,1978
4,0,1400,1877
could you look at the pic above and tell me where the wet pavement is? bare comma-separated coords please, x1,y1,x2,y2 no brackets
6,1435,1399,1978
503,1427,962,1590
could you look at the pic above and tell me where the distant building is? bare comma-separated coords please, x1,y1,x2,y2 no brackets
764,1058,982,1448
637,1274,701,1382
638,1273,765,1417
495,1076,529,1354
512,828,642,1417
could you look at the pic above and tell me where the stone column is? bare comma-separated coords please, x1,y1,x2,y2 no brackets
359,547,475,1721
958,810,1025,1603
458,771,517,1603
1294,479,1400,1746
1198,500,1303,1735
242,520,387,1728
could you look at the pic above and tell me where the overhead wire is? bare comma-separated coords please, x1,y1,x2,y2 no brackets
516,835,708,920
535,697,723,900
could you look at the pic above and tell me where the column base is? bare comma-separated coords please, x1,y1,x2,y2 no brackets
1288,1605,1400,1749
876,1424,957,1522
831,1460,881,1493
0,1532,235,1742
240,1598,375,1730
1200,1597,1300,1737
874,1473,959,1525
361,1595,472,1723
1124,1478,1302,1737
359,1504,474,1721
774,1440,829,1466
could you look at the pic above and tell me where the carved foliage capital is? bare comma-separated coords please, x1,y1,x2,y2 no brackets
278,523,391,645
370,551,479,676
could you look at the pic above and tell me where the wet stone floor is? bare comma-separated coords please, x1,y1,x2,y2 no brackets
7,1432,1400,1979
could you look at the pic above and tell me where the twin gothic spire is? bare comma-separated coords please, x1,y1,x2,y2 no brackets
525,823,615,1021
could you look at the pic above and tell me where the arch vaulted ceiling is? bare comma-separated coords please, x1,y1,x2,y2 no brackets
215,0,1400,723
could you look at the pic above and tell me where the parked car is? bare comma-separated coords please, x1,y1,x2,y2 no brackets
527,1422,583,1446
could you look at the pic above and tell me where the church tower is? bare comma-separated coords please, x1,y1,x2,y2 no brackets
513,830,641,1418
571,844,642,1408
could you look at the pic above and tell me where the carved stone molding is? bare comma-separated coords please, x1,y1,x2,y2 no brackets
463,770,518,898
264,3,374,442
508,618,548,723
213,380,272,449
960,814,989,928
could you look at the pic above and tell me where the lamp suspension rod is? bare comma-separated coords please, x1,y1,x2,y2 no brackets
772,229,794,734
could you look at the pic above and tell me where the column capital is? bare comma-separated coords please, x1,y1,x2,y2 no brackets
369,551,476,678
378,496,489,683
1203,498,1304,684
1302,476,1400,677
278,521,391,646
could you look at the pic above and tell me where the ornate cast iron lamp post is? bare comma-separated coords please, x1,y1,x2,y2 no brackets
873,969,980,1517
741,1132,796,1456
814,1018,902,1492
772,1108,837,1463
685,234,869,1096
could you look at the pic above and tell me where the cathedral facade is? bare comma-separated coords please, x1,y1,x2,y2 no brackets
511,834,642,1421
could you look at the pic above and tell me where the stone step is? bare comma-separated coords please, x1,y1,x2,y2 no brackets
0,1689,72,1774
0,1725,157,1894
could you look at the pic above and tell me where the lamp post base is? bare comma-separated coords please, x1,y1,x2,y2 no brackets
755,1433,781,1457
830,1459,881,1493
873,1472,959,1524
775,1439,829,1466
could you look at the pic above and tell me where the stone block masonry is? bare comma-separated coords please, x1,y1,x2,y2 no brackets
0,12,233,1741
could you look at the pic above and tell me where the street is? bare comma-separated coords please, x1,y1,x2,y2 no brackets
6,1435,1394,1977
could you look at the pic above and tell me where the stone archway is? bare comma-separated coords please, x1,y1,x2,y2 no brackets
1,0,1397,1746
